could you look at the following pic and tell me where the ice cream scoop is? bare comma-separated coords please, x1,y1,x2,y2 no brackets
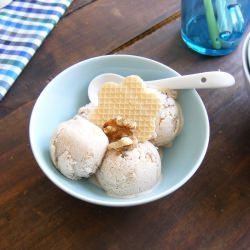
50,116,109,180
96,141,161,197
88,71,235,105
78,102,97,119
151,92,183,147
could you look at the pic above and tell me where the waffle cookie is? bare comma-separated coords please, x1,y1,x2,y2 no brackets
89,75,161,142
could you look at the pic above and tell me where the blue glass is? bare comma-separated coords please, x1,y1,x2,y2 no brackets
181,0,250,56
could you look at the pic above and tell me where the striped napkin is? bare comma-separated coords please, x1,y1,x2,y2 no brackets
0,0,72,101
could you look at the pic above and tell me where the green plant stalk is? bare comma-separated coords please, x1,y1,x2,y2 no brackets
203,0,222,49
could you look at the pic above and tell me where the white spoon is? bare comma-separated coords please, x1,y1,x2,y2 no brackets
88,71,235,105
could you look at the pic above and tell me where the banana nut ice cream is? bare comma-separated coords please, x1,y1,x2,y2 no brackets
96,141,161,197
151,90,183,147
78,102,96,120
50,115,108,180
49,75,184,198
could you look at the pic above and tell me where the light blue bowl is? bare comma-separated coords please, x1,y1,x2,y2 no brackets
29,55,209,207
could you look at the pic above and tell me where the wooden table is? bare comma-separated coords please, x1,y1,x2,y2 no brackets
1,1,249,249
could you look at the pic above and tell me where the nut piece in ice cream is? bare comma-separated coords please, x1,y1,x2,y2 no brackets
50,116,108,180
103,116,136,142
96,141,161,197
108,136,138,152
89,75,161,142
103,116,138,152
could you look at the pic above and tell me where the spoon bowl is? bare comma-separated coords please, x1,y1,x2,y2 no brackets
88,71,235,105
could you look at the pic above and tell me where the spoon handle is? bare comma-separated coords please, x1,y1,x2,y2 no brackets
146,71,235,90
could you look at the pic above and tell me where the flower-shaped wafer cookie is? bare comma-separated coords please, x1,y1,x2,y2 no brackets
89,75,161,142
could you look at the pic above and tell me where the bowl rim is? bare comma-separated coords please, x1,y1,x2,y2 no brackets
242,32,250,84
29,54,210,207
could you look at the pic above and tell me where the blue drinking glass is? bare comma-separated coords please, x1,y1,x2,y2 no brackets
181,0,250,56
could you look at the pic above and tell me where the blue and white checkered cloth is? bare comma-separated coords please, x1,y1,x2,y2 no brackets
0,0,72,101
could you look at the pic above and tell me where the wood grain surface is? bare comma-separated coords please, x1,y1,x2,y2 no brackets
0,0,249,249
